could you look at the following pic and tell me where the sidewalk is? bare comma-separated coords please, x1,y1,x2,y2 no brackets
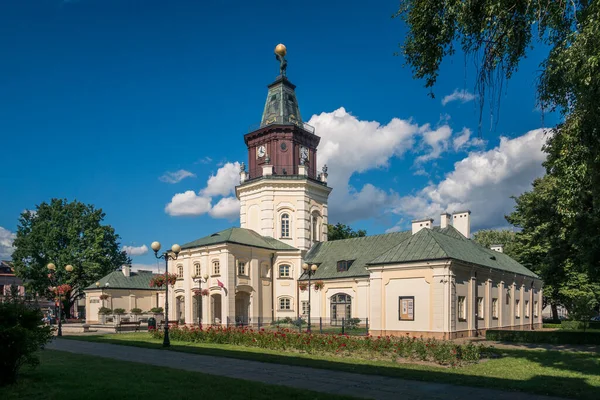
47,339,565,400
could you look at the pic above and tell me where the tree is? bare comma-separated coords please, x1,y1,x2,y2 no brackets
397,0,600,311
11,199,129,318
472,230,518,259
327,223,367,241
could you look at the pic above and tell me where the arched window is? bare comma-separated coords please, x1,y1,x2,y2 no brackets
279,296,292,310
281,213,290,238
330,293,351,324
212,260,220,276
311,211,321,243
194,263,201,277
279,264,291,278
177,265,183,279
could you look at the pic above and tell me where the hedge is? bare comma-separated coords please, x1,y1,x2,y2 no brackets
560,320,600,331
485,329,600,345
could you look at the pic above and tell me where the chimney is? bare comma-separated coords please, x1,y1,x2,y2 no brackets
452,210,471,238
411,218,434,235
490,244,504,253
440,213,451,229
122,265,131,277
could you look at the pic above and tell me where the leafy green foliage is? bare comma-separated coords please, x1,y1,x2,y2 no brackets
327,223,367,241
560,321,600,331
113,308,126,315
486,329,600,345
0,295,53,386
98,307,112,316
472,230,518,259
11,199,129,318
150,307,163,314
130,308,143,315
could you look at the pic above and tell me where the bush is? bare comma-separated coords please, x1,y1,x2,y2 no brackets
345,318,361,330
543,323,561,329
98,307,112,315
150,307,163,314
0,297,53,386
130,308,143,315
560,320,600,331
151,326,487,366
113,308,126,315
486,329,600,345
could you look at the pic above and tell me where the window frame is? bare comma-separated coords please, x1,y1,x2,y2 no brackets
398,296,415,321
193,263,201,277
492,298,499,319
525,300,530,318
176,265,184,279
515,299,521,319
279,297,292,311
237,260,247,276
534,300,539,317
458,296,467,322
212,260,220,276
278,264,291,278
477,297,484,320
280,213,290,238
301,300,309,316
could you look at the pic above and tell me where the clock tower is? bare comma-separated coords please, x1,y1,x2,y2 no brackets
235,44,332,252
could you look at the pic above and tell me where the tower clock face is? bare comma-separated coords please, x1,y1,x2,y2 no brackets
300,146,309,160
257,145,266,158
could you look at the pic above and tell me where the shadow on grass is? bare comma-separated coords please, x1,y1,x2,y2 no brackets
61,335,599,400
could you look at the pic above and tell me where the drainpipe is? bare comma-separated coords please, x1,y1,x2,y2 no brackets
270,253,275,322
474,271,478,337
530,281,535,331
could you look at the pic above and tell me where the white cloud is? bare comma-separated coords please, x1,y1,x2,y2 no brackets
0,227,15,259
415,124,452,163
442,89,476,106
390,128,549,231
195,156,213,165
209,197,241,220
452,128,485,152
165,162,241,218
122,244,148,257
165,191,212,216
159,169,196,184
308,108,420,223
202,162,240,197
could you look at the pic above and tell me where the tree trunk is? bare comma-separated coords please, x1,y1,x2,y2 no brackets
551,303,559,323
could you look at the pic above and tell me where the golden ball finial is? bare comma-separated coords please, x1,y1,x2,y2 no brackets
275,43,287,57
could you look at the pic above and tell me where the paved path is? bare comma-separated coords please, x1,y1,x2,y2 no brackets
47,339,564,400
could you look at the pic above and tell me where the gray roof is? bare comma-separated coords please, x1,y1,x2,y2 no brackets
85,270,158,290
302,226,538,280
181,227,297,251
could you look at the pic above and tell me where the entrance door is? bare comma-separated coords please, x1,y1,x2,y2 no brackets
235,292,250,326
211,294,222,324
330,294,352,326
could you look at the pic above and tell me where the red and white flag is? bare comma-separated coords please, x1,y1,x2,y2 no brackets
217,279,225,288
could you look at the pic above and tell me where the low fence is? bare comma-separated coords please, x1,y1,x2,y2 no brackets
226,316,369,336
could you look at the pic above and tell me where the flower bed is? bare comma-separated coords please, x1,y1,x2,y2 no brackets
150,326,487,366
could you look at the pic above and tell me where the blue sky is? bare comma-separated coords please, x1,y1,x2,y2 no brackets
0,0,559,269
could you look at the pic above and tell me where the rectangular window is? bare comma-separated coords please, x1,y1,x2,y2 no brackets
177,265,184,278
458,296,466,321
301,301,309,316
336,260,354,272
398,296,415,321
492,298,499,319
281,214,290,238
212,261,220,276
525,300,530,318
194,263,202,277
515,299,520,318
237,261,246,276
477,297,484,320
534,300,539,317
279,297,291,310
279,264,290,278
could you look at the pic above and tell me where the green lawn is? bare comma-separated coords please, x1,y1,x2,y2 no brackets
64,333,600,400
0,350,355,400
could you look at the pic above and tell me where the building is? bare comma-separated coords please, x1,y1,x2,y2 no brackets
0,260,25,299
90,45,543,336
84,266,164,323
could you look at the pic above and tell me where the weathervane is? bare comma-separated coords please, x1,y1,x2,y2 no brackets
274,43,287,77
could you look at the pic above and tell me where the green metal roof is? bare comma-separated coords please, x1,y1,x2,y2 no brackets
85,270,158,290
369,227,539,278
302,231,413,280
180,227,297,251
302,226,538,280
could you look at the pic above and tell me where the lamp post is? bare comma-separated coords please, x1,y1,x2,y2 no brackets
192,274,209,325
151,241,181,347
301,263,318,333
47,263,74,337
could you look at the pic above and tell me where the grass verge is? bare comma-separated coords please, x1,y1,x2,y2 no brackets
0,350,355,400
63,333,600,399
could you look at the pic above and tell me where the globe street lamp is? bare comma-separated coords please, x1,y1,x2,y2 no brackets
47,263,74,337
301,263,318,333
192,273,209,325
151,241,181,347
